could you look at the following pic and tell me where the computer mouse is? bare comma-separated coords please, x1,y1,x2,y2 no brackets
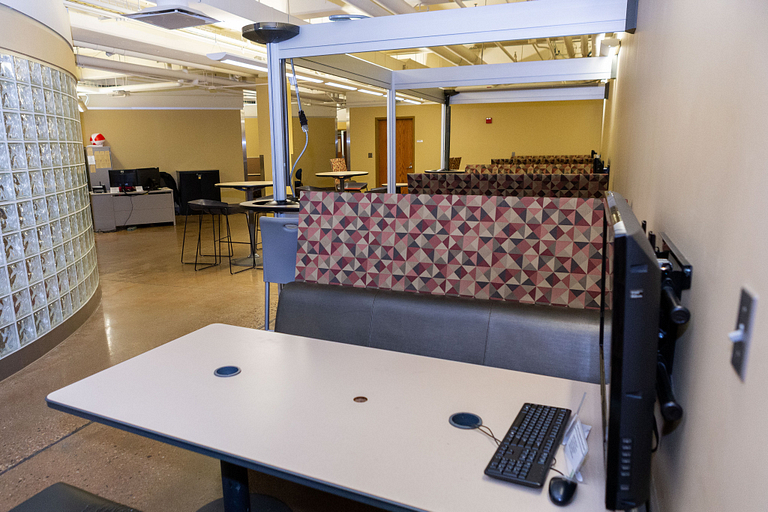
548,476,577,506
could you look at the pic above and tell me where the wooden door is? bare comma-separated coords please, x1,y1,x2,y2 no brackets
376,118,415,186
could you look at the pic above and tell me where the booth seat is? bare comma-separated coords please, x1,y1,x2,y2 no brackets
275,281,608,383
407,172,609,199
277,191,609,383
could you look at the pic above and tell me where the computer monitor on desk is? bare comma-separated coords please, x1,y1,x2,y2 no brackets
108,169,137,190
602,192,661,510
135,167,162,190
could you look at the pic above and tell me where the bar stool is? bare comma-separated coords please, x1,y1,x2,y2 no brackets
181,199,256,273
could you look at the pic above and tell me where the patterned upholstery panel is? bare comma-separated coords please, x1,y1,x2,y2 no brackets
466,163,594,175
329,158,347,172
407,173,608,199
295,192,605,309
492,156,593,166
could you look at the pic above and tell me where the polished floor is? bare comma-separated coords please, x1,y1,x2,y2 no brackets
0,217,379,512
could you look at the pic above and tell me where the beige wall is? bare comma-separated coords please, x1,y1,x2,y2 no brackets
0,4,75,76
244,118,260,158
290,116,338,189
450,100,604,165
80,110,244,203
604,1,768,510
349,100,602,189
349,104,442,189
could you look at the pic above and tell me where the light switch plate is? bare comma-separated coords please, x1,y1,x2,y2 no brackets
731,287,758,381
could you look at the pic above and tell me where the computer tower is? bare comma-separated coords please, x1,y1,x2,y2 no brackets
176,170,221,215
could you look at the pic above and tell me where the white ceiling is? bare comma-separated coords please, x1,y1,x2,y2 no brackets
66,0,613,108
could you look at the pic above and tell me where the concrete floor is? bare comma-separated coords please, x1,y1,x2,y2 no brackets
0,217,379,512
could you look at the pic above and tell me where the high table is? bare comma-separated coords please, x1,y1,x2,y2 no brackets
316,171,369,192
47,324,607,512
215,182,273,267
383,182,408,193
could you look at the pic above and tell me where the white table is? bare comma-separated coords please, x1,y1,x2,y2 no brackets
47,324,607,512
316,171,369,192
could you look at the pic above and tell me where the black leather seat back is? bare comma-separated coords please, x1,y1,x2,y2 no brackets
275,282,607,383
368,289,490,365
274,282,376,347
484,301,609,384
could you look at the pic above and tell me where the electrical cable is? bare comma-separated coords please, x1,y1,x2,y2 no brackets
289,58,309,198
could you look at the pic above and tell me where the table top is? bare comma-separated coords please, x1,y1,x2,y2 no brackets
47,324,606,512
240,199,301,213
383,183,408,187
316,171,369,178
216,181,273,189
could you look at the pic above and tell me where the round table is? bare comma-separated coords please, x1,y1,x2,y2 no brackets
216,181,273,266
384,182,409,193
423,169,463,174
316,171,369,192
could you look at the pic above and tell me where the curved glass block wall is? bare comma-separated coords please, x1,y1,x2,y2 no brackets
0,52,98,360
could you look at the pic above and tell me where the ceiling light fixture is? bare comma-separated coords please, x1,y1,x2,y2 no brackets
403,99,421,105
207,52,268,73
358,89,384,96
293,74,323,84
326,81,357,91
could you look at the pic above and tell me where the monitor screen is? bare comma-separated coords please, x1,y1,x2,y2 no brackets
602,192,661,510
135,167,162,190
108,169,137,189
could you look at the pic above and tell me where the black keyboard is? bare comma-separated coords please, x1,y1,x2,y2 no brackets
484,403,571,488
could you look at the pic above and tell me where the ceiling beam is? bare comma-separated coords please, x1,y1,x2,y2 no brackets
564,37,576,59
278,0,629,58
392,56,614,90
450,85,607,104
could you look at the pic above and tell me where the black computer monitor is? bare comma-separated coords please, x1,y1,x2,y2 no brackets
135,167,162,190
108,169,138,189
602,192,661,510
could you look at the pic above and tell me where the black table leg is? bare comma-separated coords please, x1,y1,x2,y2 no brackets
221,460,251,512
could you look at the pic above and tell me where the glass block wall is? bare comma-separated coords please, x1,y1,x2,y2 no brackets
0,52,98,360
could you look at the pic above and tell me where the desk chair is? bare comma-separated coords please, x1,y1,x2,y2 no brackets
181,199,256,273
260,215,299,330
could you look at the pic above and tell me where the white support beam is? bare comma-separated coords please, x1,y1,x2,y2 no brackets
277,0,629,59
450,85,608,105
386,88,397,193
393,57,614,90
294,55,393,90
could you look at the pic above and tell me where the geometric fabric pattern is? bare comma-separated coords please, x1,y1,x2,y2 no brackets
295,192,605,309
491,155,593,166
464,163,593,175
407,173,609,199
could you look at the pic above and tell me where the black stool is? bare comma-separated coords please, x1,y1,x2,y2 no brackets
10,482,140,512
181,199,256,273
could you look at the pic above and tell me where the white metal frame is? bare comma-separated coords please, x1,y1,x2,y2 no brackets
268,0,635,195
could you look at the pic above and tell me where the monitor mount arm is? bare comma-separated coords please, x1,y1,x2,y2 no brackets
644,225,693,435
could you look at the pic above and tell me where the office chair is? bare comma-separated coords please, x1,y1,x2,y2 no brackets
260,215,299,330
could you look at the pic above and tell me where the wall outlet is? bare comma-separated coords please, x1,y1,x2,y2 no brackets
730,287,758,381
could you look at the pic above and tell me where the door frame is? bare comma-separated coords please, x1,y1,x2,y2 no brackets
374,116,415,187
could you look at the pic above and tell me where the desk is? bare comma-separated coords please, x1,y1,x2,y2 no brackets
90,188,175,232
216,182,273,267
47,324,606,512
316,171,369,192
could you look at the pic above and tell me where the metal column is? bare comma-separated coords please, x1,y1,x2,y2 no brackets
386,86,396,193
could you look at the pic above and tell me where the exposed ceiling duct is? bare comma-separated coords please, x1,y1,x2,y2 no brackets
123,1,219,30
